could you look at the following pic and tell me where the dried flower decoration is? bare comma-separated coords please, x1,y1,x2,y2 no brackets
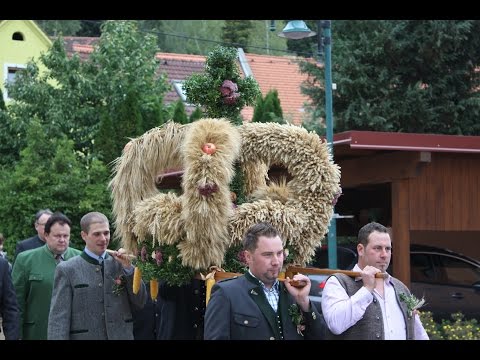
112,274,127,296
288,303,306,336
399,292,426,318
140,246,147,262
220,80,240,105
237,250,247,265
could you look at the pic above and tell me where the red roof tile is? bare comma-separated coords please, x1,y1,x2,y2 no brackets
156,53,206,115
64,38,310,124
243,53,311,125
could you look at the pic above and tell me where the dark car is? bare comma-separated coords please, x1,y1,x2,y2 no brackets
306,244,358,306
307,243,480,321
408,244,480,321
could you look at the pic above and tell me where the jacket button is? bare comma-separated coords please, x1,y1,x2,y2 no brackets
243,320,248,325
376,316,380,320
99,283,102,287
269,337,275,340
376,333,380,338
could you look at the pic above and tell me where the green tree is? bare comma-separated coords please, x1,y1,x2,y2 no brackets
153,20,287,56
189,107,203,122
172,100,189,124
79,20,104,37
248,21,289,57
6,20,169,160
299,20,480,135
263,89,284,123
161,20,224,55
0,120,111,255
138,20,167,51
141,97,165,132
252,90,284,123
222,20,254,52
6,43,100,157
36,20,82,36
94,110,117,165
252,95,264,123
0,88,6,110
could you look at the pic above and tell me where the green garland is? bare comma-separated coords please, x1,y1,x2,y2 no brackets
134,240,196,286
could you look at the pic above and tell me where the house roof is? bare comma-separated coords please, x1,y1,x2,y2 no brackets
64,37,310,123
63,36,98,53
61,37,97,61
155,53,206,115
0,20,53,48
242,53,311,125
154,51,311,124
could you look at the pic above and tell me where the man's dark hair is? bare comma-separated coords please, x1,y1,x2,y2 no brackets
243,222,280,252
44,212,72,234
358,221,388,246
35,209,53,223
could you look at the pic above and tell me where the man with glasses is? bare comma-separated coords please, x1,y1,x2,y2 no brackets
12,212,81,340
14,209,53,260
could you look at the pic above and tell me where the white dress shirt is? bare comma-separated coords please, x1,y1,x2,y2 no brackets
321,264,429,340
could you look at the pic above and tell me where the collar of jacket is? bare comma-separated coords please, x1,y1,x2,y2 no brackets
80,251,110,265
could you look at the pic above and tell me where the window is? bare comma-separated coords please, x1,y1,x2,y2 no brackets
410,253,436,282
437,255,480,286
12,32,24,41
3,64,26,100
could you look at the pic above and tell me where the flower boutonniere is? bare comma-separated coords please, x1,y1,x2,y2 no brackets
112,274,127,296
399,293,426,318
288,304,306,336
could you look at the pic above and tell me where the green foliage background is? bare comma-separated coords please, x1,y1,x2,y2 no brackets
296,20,480,135
252,89,284,124
0,20,169,258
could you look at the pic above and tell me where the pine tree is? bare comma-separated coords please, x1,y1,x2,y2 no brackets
141,98,164,132
262,89,284,123
114,90,144,156
189,107,203,122
95,110,117,165
172,100,189,124
251,95,264,123
0,119,110,254
221,20,254,52
299,20,480,135
252,90,284,123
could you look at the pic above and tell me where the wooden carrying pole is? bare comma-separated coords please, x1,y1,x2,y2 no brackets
204,266,387,304
285,266,388,280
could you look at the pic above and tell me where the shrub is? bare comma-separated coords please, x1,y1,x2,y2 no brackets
420,311,480,340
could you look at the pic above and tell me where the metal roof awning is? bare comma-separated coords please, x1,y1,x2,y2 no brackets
333,131,480,154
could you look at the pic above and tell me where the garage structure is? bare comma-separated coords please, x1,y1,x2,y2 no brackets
333,130,480,286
